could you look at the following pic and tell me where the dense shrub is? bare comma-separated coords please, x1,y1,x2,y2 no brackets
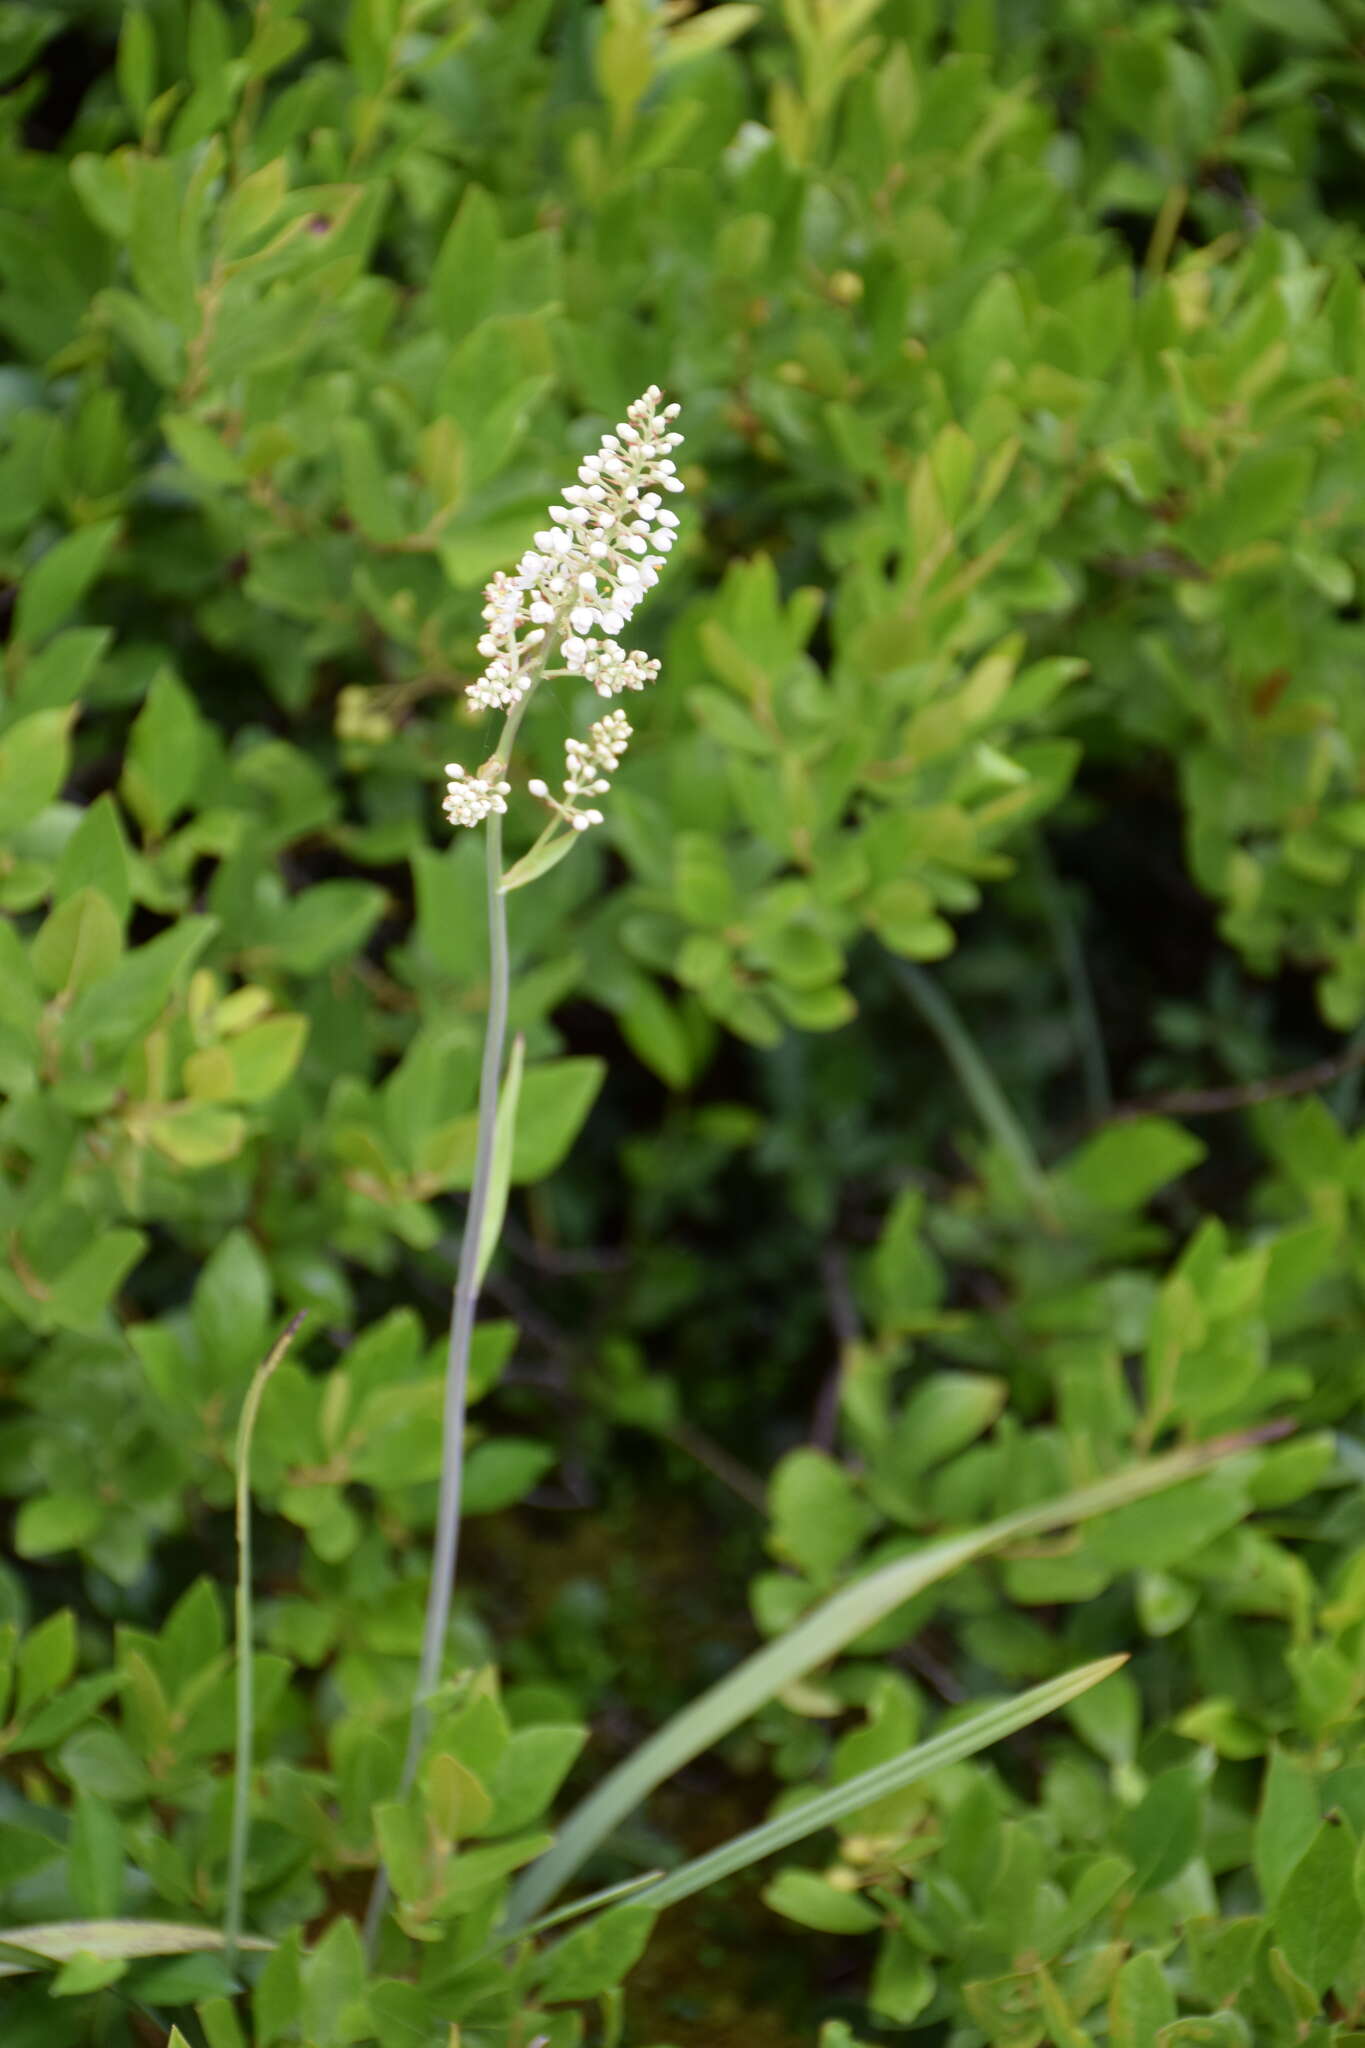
2,1,1365,2043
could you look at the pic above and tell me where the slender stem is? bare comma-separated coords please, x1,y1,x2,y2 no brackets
419,813,510,1711
364,812,511,1954
364,617,560,1955
226,1313,308,1971
893,958,1058,1227
1032,834,1111,1121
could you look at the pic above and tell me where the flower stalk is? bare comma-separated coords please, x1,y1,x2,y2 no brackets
365,388,682,1953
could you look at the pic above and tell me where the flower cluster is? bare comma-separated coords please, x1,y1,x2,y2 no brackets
528,710,633,833
444,387,681,835
442,762,511,828
558,636,660,698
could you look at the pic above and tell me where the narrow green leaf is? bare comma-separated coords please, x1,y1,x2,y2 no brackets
14,1611,77,1720
474,1033,524,1289
68,1793,123,1919
763,1868,883,1934
1256,1748,1320,1908
1120,1766,1202,1893
51,1952,128,1996
121,668,204,838
116,8,156,120
893,960,1055,1222
430,184,501,341
500,830,579,894
0,708,75,835
14,522,120,649
509,1430,1277,1922
227,1314,310,1965
630,1659,1125,1911
0,1921,272,1979
658,2,761,68
1110,1948,1178,2045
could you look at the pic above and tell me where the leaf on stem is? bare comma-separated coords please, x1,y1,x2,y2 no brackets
475,1033,525,1288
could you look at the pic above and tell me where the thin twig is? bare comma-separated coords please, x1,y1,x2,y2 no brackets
499,1214,631,1275
1331,1025,1365,1124
659,1420,769,1513
896,1638,968,1705
1104,1038,1365,1124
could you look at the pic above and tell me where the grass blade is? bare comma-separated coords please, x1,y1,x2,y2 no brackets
632,1655,1125,1910
894,958,1056,1223
508,1425,1284,1923
0,1920,274,1980
480,1871,667,1964
226,1312,308,1969
1031,833,1111,1121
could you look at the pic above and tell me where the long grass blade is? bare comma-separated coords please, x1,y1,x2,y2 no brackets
629,1655,1125,1911
1031,833,1111,1120
508,1423,1285,1923
479,1871,667,1965
1,1920,274,1981
226,1309,309,1969
894,958,1056,1223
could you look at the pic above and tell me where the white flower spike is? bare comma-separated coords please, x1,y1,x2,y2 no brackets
444,386,682,834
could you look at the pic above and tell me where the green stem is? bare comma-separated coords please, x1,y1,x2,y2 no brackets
417,812,510,1713
1032,834,1111,1121
364,811,511,1955
363,633,554,1957
892,958,1058,1226
226,1312,308,1971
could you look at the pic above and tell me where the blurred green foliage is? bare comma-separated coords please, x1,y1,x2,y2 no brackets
3,0,1365,2041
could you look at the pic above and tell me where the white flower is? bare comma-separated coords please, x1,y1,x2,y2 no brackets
448,388,682,837
443,762,511,828
464,386,682,722
529,710,634,833
560,636,661,697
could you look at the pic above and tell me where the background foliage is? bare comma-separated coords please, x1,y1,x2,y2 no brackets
3,0,1365,2041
